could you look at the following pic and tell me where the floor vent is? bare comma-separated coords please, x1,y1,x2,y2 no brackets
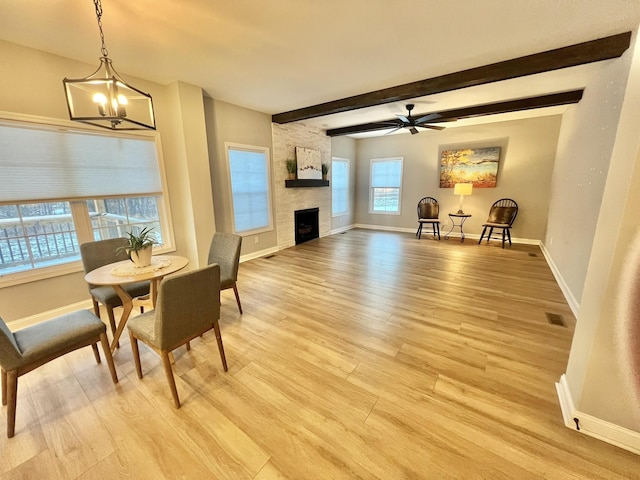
546,312,566,327
529,253,538,257
264,255,276,259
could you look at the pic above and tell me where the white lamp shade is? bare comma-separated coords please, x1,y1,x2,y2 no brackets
454,183,473,196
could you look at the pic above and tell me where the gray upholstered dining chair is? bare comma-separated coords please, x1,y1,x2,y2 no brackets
0,310,118,437
80,238,151,343
127,264,228,408
207,232,243,313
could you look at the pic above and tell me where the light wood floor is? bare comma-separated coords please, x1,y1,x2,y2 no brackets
1,229,639,479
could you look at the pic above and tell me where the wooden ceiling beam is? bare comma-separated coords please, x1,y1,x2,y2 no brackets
325,90,584,137
273,32,630,124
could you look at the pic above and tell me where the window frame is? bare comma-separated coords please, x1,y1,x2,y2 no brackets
369,156,404,215
0,112,175,288
331,157,350,217
225,142,274,236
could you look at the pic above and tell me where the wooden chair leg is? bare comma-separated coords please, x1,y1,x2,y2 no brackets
1,369,6,406
100,333,119,384
161,351,181,408
502,229,506,248
213,321,228,372
6,369,17,438
233,284,243,314
416,223,421,238
92,298,101,318
507,228,512,246
478,226,487,244
129,331,143,379
91,343,101,364
436,223,441,240
106,306,120,349
487,227,494,243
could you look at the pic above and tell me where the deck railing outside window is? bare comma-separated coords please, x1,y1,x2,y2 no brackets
0,211,157,276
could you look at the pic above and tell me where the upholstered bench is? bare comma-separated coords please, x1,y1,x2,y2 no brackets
0,310,118,438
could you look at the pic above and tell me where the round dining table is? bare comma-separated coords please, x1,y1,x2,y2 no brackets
84,254,188,352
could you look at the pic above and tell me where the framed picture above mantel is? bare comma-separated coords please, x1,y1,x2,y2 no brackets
296,146,323,180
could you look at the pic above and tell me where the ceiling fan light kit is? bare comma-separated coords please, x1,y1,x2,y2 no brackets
63,0,156,130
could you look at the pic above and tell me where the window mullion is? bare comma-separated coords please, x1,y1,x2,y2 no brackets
70,200,93,245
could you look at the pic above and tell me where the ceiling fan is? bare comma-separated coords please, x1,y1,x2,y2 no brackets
385,104,446,135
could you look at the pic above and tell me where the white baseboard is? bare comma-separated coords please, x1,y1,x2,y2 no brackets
540,242,580,318
354,223,417,234
556,374,640,455
556,374,577,428
239,245,281,263
10,299,94,330
330,224,355,235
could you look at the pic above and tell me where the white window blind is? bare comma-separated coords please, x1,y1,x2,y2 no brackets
370,157,403,214
0,121,161,202
371,158,402,188
332,158,349,216
227,145,272,233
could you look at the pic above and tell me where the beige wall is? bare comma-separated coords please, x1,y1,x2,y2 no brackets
204,98,277,257
162,81,215,268
353,116,562,240
0,40,213,321
546,49,633,305
330,136,357,232
563,31,640,431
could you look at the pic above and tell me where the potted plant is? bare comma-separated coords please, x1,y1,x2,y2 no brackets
286,159,297,180
321,163,329,180
116,227,158,267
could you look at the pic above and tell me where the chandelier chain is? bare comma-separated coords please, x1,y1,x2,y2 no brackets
94,0,108,58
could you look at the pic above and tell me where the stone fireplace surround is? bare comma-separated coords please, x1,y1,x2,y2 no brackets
272,123,331,248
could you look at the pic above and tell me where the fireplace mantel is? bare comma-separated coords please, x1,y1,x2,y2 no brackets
285,179,329,188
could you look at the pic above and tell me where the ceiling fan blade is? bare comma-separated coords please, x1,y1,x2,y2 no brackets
396,115,410,123
409,127,419,135
419,124,446,131
384,126,403,135
414,113,441,124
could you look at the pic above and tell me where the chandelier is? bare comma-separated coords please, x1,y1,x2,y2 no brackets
63,0,156,130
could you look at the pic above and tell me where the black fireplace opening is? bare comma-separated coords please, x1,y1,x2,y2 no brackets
295,208,319,245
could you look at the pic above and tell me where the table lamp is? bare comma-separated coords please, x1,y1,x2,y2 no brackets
454,183,473,214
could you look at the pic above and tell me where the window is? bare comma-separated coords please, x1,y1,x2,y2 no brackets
226,143,273,234
88,197,162,242
370,157,403,214
0,115,173,282
332,157,349,216
0,202,78,275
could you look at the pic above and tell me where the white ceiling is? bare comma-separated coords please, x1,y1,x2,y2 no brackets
1,1,639,136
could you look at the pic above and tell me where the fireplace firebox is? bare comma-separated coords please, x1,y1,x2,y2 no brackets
294,208,319,245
